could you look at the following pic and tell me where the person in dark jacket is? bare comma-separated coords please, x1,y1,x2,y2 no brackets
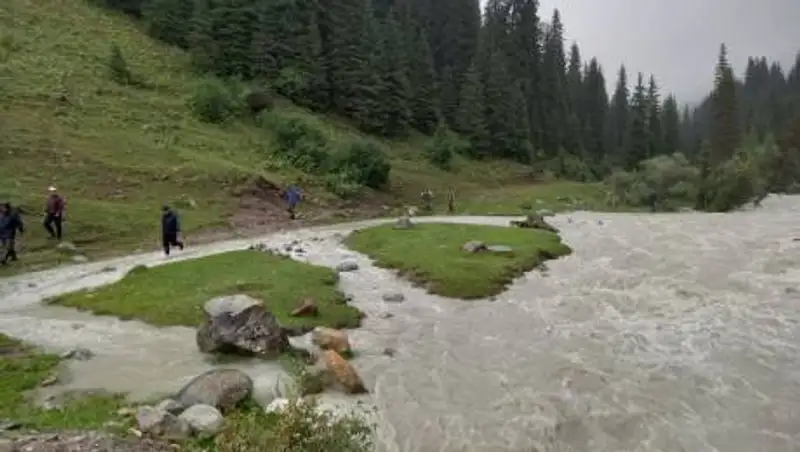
0,203,24,265
161,205,184,256
44,186,66,240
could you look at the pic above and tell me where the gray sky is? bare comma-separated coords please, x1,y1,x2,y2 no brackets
538,0,800,104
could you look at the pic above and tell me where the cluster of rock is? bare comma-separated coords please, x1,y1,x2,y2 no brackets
509,213,559,233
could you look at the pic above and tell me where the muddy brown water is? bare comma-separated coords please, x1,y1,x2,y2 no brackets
1,198,800,452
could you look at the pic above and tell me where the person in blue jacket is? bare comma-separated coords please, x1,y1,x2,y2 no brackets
283,185,303,220
0,203,24,265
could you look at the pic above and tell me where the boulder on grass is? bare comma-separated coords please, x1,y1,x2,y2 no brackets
510,214,559,233
196,302,291,359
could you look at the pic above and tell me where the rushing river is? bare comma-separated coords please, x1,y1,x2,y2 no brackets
1,196,800,452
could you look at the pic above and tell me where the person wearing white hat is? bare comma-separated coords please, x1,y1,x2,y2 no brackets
44,186,66,240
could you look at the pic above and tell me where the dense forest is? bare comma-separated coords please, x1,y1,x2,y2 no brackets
95,0,800,210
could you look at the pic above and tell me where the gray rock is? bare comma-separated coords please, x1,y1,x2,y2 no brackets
486,245,513,254
155,398,185,415
203,294,261,318
196,304,291,358
174,369,253,412
462,240,486,253
336,261,359,272
378,312,394,319
60,347,94,361
135,406,191,440
381,292,405,303
178,404,224,438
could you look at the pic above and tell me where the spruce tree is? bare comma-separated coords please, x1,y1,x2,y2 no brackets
626,72,650,169
141,0,194,48
540,9,569,155
710,43,741,166
454,60,489,158
606,65,630,167
378,14,412,137
582,58,608,167
507,0,543,149
662,94,681,154
646,75,663,157
406,28,440,134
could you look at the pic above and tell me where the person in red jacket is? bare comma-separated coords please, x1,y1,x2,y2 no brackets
44,186,66,240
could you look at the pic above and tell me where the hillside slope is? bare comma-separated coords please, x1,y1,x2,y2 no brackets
0,0,601,272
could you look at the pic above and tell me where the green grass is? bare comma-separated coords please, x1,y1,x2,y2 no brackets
345,223,571,299
0,334,127,430
49,250,363,329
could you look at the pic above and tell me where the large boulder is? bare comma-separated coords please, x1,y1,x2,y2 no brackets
196,302,291,358
320,350,367,394
135,406,192,440
178,404,224,438
174,369,253,412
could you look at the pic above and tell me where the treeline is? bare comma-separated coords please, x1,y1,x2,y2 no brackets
94,0,800,210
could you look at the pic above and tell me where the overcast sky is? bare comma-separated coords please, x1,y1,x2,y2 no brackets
538,0,800,104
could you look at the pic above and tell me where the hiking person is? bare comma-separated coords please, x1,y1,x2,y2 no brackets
160,205,184,256
44,186,66,240
283,184,303,220
447,188,456,213
0,203,24,266
420,189,433,213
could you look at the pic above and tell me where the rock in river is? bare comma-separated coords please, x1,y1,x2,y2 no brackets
178,404,224,438
311,327,352,355
320,350,367,394
174,369,253,412
196,302,291,358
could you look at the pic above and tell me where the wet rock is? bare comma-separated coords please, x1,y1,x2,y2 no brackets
155,398,184,415
486,245,513,254
382,292,405,303
281,325,314,337
378,312,394,319
196,304,291,358
336,261,359,272
510,214,559,233
394,216,413,229
311,327,352,354
174,369,253,412
60,347,94,361
382,347,396,357
320,350,367,394
290,298,318,317
178,404,223,438
462,240,487,253
101,265,117,273
135,406,191,440
203,294,261,318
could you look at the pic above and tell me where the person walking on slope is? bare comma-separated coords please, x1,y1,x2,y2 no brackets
283,185,303,220
0,203,24,266
44,186,66,241
161,205,184,256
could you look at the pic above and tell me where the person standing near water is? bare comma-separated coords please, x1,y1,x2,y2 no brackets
43,186,66,241
0,203,24,266
160,205,184,256
283,185,303,220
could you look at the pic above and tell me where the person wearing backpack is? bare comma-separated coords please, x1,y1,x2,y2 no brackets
44,186,66,240
0,202,24,266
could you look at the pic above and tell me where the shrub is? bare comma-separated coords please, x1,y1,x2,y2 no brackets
606,153,699,211
213,397,374,452
424,125,466,170
107,43,138,86
270,115,330,173
324,172,362,199
187,78,245,124
331,141,391,189
545,149,597,182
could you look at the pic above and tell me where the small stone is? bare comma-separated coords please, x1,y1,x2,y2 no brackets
40,375,58,387
101,265,117,272
290,298,318,317
135,406,191,440
60,347,94,361
178,404,224,438
381,292,405,303
461,240,486,253
382,347,396,357
336,261,359,272
156,399,185,415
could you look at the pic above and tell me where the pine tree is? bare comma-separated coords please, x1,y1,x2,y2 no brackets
662,94,680,153
507,0,543,149
377,14,411,137
141,0,194,48
185,0,216,73
646,75,663,157
710,43,741,166
407,28,440,134
454,60,489,158
540,9,568,155
606,65,629,167
581,58,608,167
625,72,650,169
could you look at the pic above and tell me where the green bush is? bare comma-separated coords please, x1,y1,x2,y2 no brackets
270,115,330,173
331,141,391,189
424,125,466,171
187,78,245,124
324,172,362,199
545,149,597,182
606,153,699,211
